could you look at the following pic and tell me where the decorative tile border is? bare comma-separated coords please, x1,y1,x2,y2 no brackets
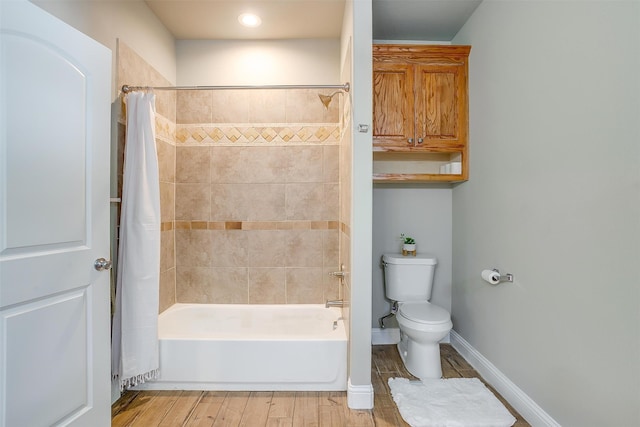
122,107,347,147
167,220,341,231
176,123,341,145
155,114,175,143
163,220,350,236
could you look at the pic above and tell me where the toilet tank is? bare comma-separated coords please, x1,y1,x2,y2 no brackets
382,253,437,302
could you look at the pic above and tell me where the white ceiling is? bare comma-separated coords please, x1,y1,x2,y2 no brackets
144,0,482,41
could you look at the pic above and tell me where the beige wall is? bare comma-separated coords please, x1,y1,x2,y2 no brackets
176,39,341,86
452,1,640,426
172,89,342,304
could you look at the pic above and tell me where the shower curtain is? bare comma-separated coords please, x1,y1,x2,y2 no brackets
111,92,161,390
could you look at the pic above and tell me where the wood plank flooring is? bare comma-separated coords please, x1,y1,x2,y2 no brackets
112,344,530,426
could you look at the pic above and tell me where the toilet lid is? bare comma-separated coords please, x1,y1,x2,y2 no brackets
398,302,450,325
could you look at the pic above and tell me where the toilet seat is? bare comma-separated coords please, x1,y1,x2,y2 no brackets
398,301,450,325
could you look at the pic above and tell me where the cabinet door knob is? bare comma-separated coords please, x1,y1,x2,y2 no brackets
417,137,424,144
407,138,414,144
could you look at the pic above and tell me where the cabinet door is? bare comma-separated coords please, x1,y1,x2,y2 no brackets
415,64,467,150
373,62,415,150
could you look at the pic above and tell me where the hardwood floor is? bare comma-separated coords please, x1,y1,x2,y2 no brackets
112,344,530,426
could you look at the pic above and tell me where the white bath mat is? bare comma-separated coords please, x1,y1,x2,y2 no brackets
388,377,516,427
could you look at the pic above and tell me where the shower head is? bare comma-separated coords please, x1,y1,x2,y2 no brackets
318,91,341,109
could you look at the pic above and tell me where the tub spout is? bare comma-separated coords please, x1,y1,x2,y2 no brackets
325,299,344,308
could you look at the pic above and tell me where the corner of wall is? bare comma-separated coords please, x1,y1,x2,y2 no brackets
347,378,374,409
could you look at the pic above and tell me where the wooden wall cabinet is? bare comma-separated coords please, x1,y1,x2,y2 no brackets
373,44,471,182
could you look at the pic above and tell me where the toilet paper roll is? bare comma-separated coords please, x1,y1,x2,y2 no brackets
481,269,500,285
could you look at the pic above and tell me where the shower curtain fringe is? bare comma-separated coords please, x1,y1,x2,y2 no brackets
114,369,159,391
121,82,350,93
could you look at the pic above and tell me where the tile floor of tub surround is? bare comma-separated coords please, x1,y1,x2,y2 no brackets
112,344,529,426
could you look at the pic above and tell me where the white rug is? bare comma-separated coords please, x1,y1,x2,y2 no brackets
388,377,516,427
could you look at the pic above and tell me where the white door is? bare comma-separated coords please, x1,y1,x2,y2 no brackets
0,1,112,426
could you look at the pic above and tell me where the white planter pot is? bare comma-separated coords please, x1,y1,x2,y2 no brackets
403,243,416,252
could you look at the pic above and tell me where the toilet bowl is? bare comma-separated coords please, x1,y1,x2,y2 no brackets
396,301,452,379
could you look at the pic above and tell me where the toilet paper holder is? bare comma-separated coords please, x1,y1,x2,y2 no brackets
492,269,513,283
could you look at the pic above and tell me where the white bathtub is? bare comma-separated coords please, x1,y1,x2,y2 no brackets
134,303,348,391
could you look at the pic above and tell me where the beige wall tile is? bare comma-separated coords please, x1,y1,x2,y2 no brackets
159,267,176,313
285,229,323,267
160,182,175,222
175,183,210,220
177,267,248,304
212,90,250,123
157,138,175,183
208,268,248,304
285,89,327,123
323,229,339,268
286,146,323,183
209,230,248,267
285,183,324,221
323,183,339,221
323,145,339,183
246,230,286,267
175,229,213,267
177,146,211,183
248,268,286,304
155,91,176,125
248,90,286,123
211,184,286,221
161,229,175,270
211,146,287,184
176,90,213,124
286,267,324,304
176,266,211,303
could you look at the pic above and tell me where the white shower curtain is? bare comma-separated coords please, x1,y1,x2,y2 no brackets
111,92,161,390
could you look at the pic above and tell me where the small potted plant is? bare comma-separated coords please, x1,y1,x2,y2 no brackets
401,234,416,256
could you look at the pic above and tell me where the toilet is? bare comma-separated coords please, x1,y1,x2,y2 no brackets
382,253,452,380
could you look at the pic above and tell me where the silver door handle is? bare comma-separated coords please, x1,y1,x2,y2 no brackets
94,258,112,271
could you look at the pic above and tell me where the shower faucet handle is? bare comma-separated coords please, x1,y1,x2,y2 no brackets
329,263,347,278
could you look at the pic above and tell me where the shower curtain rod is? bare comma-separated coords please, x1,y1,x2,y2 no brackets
121,82,350,94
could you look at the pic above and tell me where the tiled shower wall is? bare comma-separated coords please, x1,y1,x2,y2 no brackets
174,89,342,304
116,42,347,309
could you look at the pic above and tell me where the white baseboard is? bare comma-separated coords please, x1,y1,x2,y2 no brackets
347,378,374,409
371,327,400,345
371,328,450,345
450,330,561,427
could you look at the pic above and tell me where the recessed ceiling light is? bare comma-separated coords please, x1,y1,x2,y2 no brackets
238,13,262,28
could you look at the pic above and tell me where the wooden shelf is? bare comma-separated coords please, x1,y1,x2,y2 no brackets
373,173,466,183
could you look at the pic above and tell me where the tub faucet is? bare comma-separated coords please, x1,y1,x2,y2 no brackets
325,299,344,308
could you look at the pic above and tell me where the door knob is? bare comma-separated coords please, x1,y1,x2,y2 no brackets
407,138,414,144
417,137,424,144
94,258,112,271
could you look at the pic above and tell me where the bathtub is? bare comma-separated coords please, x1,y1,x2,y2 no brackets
134,303,348,391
